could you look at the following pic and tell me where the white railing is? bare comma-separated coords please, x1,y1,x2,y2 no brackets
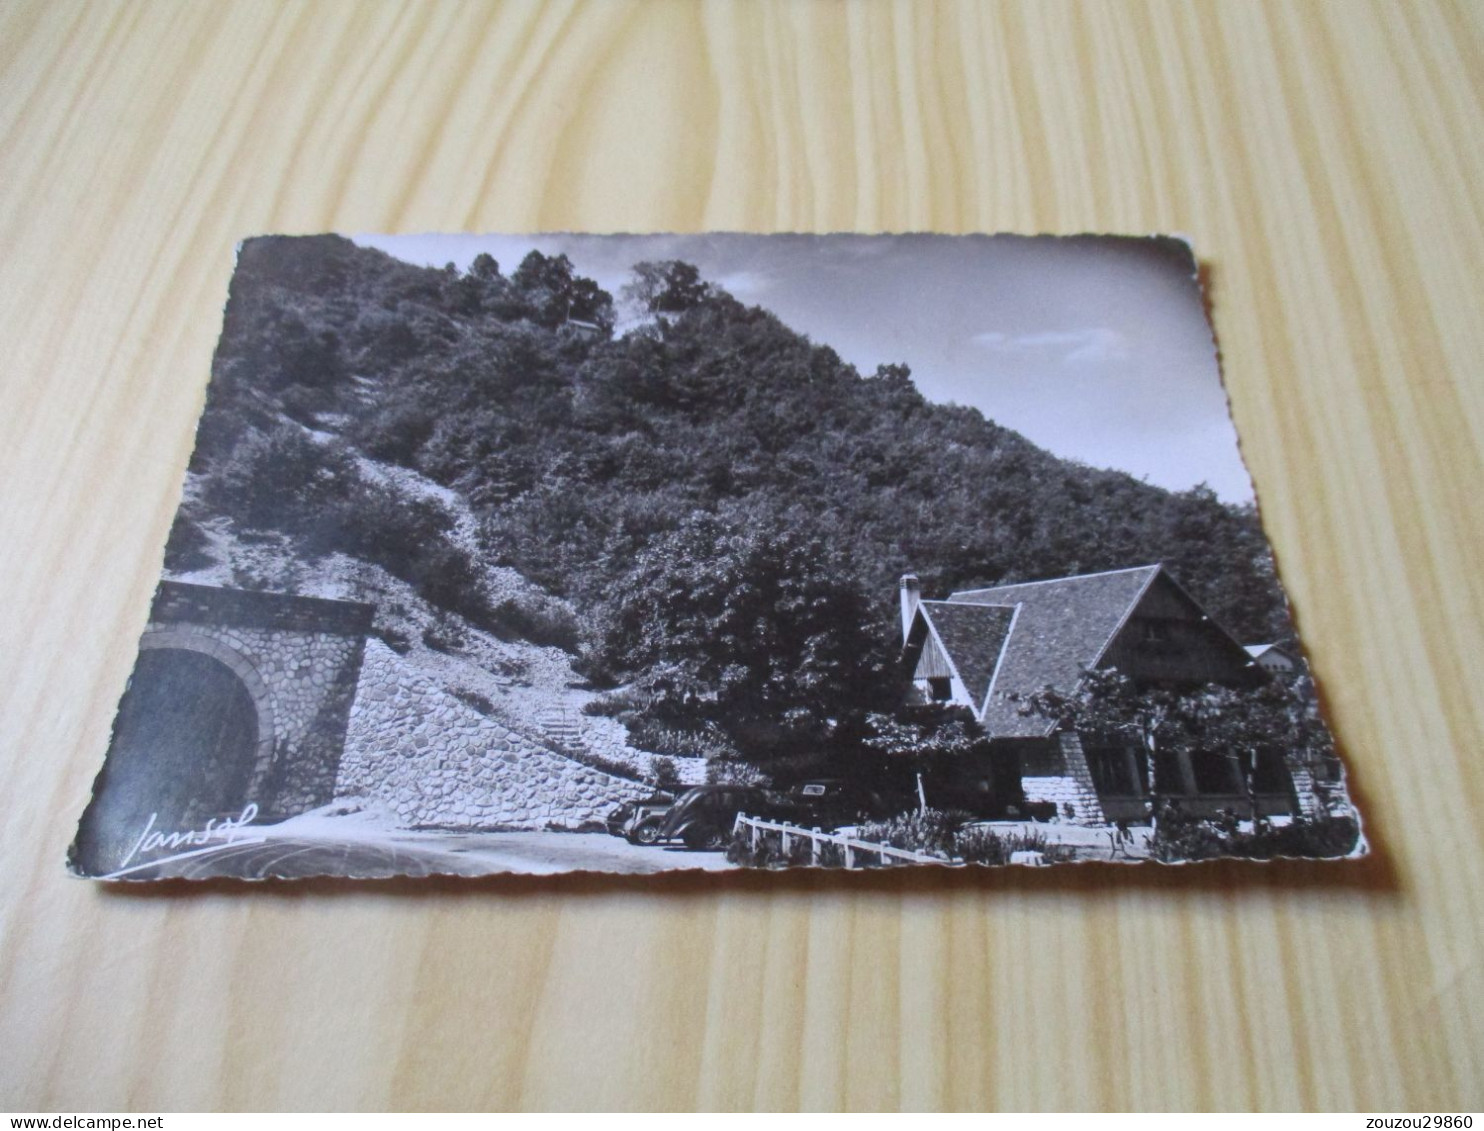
732,814,944,868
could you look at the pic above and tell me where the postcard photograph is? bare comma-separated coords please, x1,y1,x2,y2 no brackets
69,231,1364,880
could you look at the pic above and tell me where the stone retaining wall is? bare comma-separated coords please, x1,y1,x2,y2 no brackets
338,641,650,829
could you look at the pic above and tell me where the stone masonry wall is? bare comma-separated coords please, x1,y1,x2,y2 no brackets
1019,733,1107,825
338,641,650,829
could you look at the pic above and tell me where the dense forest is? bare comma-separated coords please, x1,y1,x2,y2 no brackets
171,234,1292,761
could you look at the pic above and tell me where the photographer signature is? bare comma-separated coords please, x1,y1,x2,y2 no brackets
120,803,261,869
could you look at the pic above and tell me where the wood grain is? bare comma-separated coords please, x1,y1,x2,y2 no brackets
2,0,1482,1111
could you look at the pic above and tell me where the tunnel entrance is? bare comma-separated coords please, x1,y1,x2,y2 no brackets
74,647,261,874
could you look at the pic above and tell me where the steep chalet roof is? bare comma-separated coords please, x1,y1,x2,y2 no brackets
947,564,1163,737
917,600,1017,709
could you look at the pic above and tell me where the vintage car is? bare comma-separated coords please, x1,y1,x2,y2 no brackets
658,785,776,851
605,792,676,844
773,778,888,829
660,779,890,851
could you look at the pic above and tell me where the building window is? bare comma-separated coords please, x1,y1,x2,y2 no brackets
1084,742,1147,796
928,676,952,701
1251,748,1295,794
1190,749,1242,794
1152,749,1185,795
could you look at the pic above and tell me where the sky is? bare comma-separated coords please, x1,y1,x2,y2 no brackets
350,231,1254,503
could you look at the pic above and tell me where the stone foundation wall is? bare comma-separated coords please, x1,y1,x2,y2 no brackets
1019,733,1107,825
338,641,650,829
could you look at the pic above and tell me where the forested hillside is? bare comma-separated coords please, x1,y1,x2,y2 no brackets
170,234,1291,762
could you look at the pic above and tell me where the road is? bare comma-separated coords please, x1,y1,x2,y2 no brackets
103,826,741,881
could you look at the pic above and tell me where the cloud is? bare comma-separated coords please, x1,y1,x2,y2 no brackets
971,327,1126,364
713,270,771,298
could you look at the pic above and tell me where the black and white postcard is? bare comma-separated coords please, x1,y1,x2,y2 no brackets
69,233,1365,879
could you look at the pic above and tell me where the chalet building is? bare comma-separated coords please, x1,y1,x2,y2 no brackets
1245,642,1299,676
898,565,1318,825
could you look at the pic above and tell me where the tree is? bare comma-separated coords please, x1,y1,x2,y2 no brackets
509,250,613,331
862,704,986,813
567,275,615,333
587,510,893,760
624,260,710,316
469,252,500,280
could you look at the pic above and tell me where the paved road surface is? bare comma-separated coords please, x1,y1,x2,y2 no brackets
106,828,740,881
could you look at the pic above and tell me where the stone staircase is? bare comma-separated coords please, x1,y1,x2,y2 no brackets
534,704,586,748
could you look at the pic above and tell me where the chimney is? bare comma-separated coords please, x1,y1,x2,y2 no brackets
899,574,921,644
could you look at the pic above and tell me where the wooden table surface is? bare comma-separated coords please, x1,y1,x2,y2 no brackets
3,0,1482,1112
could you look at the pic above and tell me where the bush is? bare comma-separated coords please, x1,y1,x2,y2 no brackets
726,826,816,868
854,808,974,858
950,824,1013,866
629,719,741,761
487,596,581,652
452,688,495,715
375,626,413,654
421,615,468,655
705,758,771,787
651,756,680,790
582,688,646,718
163,514,212,572
953,826,1077,865
845,812,1081,866
204,425,356,530
1151,804,1361,862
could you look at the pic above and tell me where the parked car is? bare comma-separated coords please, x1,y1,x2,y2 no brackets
623,796,676,845
774,778,888,829
605,792,675,844
659,785,777,851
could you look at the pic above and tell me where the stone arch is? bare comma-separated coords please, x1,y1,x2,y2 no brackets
139,626,277,793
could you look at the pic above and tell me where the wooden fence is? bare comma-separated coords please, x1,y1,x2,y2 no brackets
732,814,944,869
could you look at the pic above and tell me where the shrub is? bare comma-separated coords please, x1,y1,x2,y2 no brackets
452,688,495,716
582,688,646,718
909,824,1080,866
1150,804,1361,862
629,719,741,761
204,425,356,530
163,509,214,573
842,813,1081,866
422,615,468,655
854,808,974,858
487,596,581,652
651,756,680,790
375,626,413,655
816,840,846,868
705,758,771,787
726,825,825,869
950,825,1013,866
